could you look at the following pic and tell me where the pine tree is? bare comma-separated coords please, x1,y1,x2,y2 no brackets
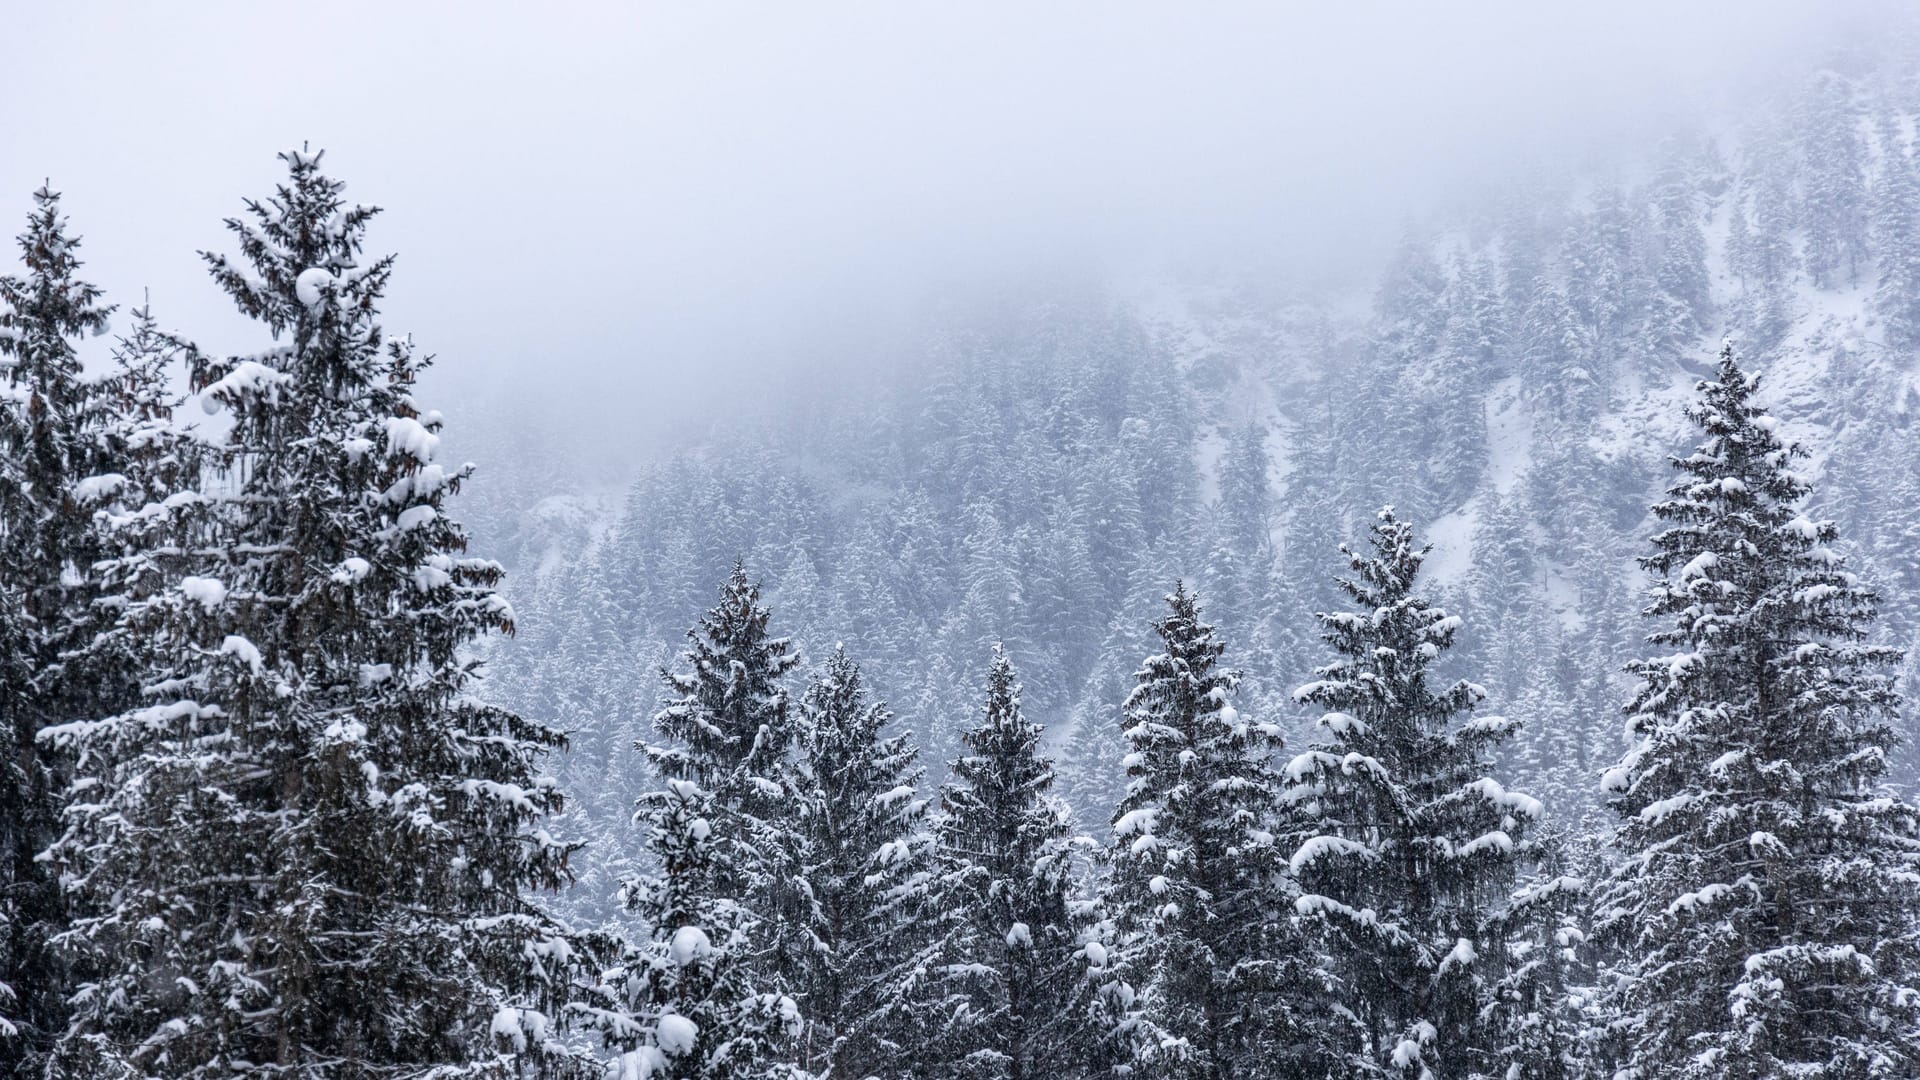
64,297,209,729
1647,144,1712,328
1563,186,1639,360
583,777,806,1080
1801,70,1869,289
0,185,113,1074
43,149,592,1078
934,645,1101,1079
1215,421,1273,563
1468,491,1546,704
1742,152,1801,345
1483,836,1593,1080
1203,420,1276,646
654,562,802,816
1287,507,1542,1080
1596,342,1920,1078
1102,584,1331,1078
650,562,811,996
1870,108,1920,348
789,648,941,1078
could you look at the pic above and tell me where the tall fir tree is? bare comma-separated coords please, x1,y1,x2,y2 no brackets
1482,837,1593,1080
1800,69,1870,289
934,645,1101,1080
42,150,592,1078
0,185,113,1075
652,562,802,819
72,299,206,731
649,562,811,992
1596,343,1920,1078
1203,420,1276,649
582,777,806,1080
1287,507,1542,1080
789,648,941,1079
1101,584,1332,1079
1870,107,1920,349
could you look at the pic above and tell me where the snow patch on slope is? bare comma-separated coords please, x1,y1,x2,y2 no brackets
1424,500,1480,585
1484,376,1531,495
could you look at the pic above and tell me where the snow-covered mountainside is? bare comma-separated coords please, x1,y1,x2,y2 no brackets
468,53,1920,925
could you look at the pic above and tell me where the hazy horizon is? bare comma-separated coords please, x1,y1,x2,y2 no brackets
3,2,1899,463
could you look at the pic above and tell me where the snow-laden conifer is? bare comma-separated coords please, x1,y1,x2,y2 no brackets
649,562,810,992
1596,342,1920,1078
1101,584,1332,1078
43,150,592,1078
583,777,806,1080
591,564,811,1078
933,645,1103,1079
789,647,941,1078
0,186,114,1074
1287,506,1542,1080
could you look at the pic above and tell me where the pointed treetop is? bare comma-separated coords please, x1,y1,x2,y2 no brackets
200,146,388,340
0,184,113,368
1336,505,1429,603
957,642,1044,770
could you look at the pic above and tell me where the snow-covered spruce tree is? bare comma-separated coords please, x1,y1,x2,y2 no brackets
65,299,207,748
1482,834,1593,1080
42,150,594,1078
789,647,942,1078
1799,69,1868,289
1286,506,1542,1080
1201,421,1280,702
581,777,805,1080
1870,107,1920,350
648,562,810,995
1595,342,1920,1078
651,562,800,813
1101,583,1332,1078
934,645,1102,1080
0,185,113,1074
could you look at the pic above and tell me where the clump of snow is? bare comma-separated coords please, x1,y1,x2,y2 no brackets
332,557,372,584
1113,807,1158,837
1319,711,1368,737
295,267,334,309
74,473,128,503
220,635,264,674
181,576,227,611
491,1007,530,1052
385,416,440,464
1438,937,1477,973
655,1013,699,1056
200,361,289,413
1391,1020,1437,1068
396,505,437,531
1290,834,1376,875
668,925,712,966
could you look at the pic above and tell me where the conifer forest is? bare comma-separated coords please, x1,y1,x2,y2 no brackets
11,4,1920,1078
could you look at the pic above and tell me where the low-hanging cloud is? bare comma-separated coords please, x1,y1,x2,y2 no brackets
0,1,1893,457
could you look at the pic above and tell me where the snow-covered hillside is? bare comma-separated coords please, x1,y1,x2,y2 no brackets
465,55,1920,904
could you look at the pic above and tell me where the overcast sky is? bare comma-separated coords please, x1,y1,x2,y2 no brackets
0,2,1893,458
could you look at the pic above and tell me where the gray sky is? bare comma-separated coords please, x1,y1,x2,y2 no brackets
0,1,1888,459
